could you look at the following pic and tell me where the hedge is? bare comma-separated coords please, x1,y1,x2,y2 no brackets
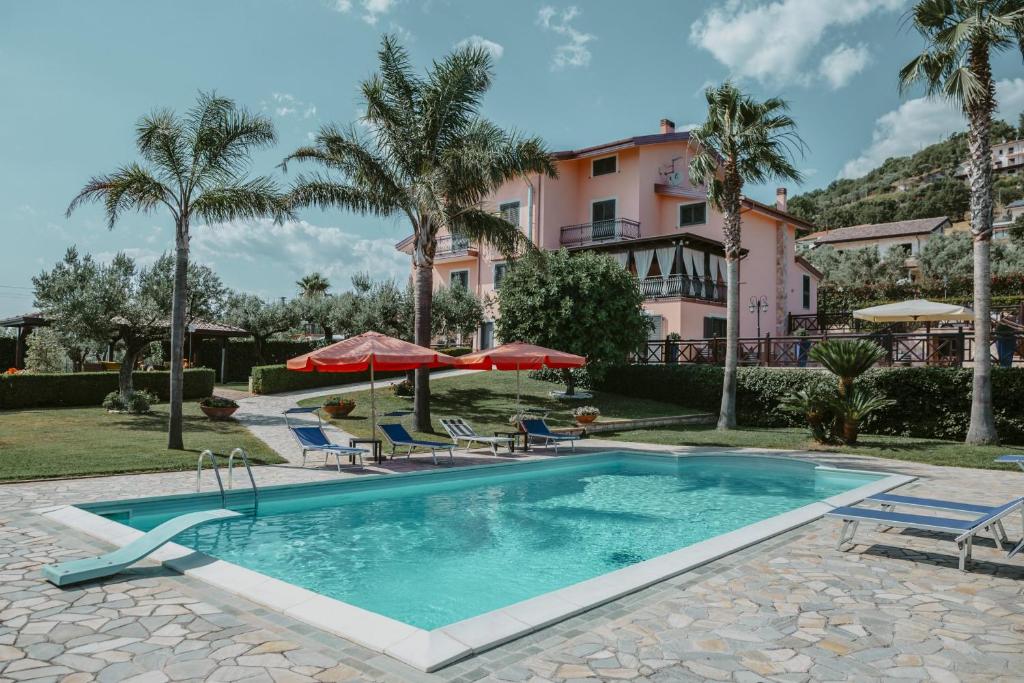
169,338,320,383
250,346,474,395
595,365,1024,443
0,369,215,409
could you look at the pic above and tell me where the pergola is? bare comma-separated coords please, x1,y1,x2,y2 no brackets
0,311,249,382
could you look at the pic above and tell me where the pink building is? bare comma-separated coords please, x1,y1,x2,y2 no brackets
397,119,821,349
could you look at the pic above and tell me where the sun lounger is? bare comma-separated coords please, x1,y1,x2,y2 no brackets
379,423,454,465
283,408,367,471
866,492,1010,549
827,497,1024,571
519,418,578,453
439,418,514,456
996,454,1024,472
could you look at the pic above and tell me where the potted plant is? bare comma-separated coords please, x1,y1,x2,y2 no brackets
794,328,812,367
392,379,414,398
321,396,356,418
666,332,682,364
199,396,239,419
828,386,895,445
573,406,600,424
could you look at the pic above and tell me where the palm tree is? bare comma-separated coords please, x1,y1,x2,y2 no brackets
68,92,290,449
297,272,331,297
900,0,1024,445
689,82,804,430
283,36,556,430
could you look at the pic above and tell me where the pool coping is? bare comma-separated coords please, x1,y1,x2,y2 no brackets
39,450,914,672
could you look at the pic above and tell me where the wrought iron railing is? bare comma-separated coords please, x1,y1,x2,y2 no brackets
633,331,1024,367
435,235,477,258
560,218,640,246
636,275,725,302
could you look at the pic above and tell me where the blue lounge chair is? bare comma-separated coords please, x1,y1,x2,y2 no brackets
865,493,1011,549
283,408,367,471
520,418,578,453
827,497,1024,571
996,454,1024,472
379,423,454,465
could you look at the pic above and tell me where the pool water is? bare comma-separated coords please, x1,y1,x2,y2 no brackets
109,453,879,629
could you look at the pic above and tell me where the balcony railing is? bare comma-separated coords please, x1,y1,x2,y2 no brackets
637,275,725,302
435,235,477,259
560,218,640,247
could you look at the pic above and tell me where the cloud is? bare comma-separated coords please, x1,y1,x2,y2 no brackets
331,0,352,11
690,0,904,87
329,0,394,26
264,93,317,120
819,43,871,90
455,35,504,60
93,247,163,267
838,78,1024,179
192,219,410,293
537,5,595,70
389,22,413,43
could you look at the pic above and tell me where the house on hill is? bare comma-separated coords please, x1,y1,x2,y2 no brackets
396,118,822,348
796,216,950,278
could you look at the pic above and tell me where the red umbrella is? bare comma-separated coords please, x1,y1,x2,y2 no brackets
287,332,456,440
454,342,586,411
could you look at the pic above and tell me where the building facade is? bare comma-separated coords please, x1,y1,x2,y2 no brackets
397,120,822,349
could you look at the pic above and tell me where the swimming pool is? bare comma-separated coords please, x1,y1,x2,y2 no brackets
48,451,909,671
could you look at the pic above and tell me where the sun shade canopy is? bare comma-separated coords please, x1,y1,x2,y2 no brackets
852,299,975,323
454,342,586,371
286,331,457,372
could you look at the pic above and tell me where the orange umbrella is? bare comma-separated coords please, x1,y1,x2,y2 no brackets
287,332,457,441
455,342,586,412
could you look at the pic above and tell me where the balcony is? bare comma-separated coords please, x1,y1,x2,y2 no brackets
435,235,478,261
560,218,640,247
637,275,725,303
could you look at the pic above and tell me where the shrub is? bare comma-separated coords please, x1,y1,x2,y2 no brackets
573,405,600,417
0,368,214,409
594,364,1024,443
322,396,356,409
102,389,157,414
24,327,66,374
250,364,405,394
199,396,238,408
392,379,414,397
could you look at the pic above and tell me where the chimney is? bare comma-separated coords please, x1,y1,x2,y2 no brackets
660,118,675,135
775,187,788,212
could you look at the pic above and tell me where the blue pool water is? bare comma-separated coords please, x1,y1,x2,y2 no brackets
98,453,878,629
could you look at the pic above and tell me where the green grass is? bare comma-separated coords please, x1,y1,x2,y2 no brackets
0,402,283,482
215,382,250,392
297,371,702,441
602,425,1024,471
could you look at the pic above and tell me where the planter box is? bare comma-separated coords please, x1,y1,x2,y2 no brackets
322,404,355,418
200,405,238,420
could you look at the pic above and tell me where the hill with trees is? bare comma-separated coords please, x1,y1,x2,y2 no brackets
789,115,1024,230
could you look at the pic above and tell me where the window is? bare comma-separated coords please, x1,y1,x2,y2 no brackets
802,274,811,310
679,202,707,227
493,263,508,288
592,155,616,176
645,314,664,341
450,270,469,290
591,198,616,239
499,201,520,226
703,316,726,339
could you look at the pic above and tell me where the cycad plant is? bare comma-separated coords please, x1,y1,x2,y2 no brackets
829,386,896,445
779,388,832,443
809,338,886,397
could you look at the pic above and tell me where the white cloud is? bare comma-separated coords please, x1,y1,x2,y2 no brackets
537,5,595,70
192,219,410,292
361,0,394,25
331,0,352,12
389,22,413,43
839,78,1024,179
94,247,163,267
455,35,504,60
265,93,318,120
819,43,871,90
690,0,904,87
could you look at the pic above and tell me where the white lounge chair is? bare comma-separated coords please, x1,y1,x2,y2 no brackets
439,418,515,456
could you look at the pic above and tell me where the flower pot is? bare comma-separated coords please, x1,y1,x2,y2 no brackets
200,405,238,420
841,419,859,445
575,414,597,424
322,404,355,418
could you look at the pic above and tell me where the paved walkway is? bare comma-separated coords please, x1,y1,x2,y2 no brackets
2,436,1023,680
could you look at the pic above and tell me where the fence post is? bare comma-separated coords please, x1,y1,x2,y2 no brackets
886,332,894,366
956,326,965,367
764,333,771,366
786,313,792,335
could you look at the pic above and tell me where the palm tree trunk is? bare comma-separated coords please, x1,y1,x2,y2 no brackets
167,221,189,450
718,181,742,430
412,226,435,432
965,43,998,445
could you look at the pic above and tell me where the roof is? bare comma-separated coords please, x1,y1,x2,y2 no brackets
0,312,46,328
797,216,949,245
0,312,247,337
652,183,816,231
795,255,823,280
552,131,692,160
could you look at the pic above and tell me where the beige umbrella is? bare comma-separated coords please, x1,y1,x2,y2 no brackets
853,299,975,323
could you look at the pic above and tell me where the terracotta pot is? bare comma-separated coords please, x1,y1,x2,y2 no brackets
842,419,859,445
200,405,238,420
575,414,598,424
322,403,355,418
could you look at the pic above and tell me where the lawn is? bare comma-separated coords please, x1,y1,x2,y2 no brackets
603,425,1024,471
0,402,283,481
297,371,703,441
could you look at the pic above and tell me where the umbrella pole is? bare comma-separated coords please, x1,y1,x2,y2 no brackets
516,362,521,416
370,358,376,444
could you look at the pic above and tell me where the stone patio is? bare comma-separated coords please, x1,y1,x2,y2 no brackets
1,440,1023,682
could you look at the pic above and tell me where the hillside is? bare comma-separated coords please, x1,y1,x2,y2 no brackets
789,117,1023,231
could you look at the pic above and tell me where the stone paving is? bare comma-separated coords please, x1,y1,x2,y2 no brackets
1,438,1023,681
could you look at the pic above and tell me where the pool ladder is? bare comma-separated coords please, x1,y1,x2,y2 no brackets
197,448,259,512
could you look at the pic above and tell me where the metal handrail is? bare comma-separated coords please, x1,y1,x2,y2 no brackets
196,450,225,508
227,447,259,510
559,218,641,246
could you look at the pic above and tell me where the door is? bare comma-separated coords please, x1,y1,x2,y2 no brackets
591,199,616,240
479,322,494,350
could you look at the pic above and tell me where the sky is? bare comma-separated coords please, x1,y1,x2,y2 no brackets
1,0,1023,318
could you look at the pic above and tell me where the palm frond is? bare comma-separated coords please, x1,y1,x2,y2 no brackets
136,109,189,186
449,208,531,259
287,173,403,216
192,176,292,224
66,163,174,227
